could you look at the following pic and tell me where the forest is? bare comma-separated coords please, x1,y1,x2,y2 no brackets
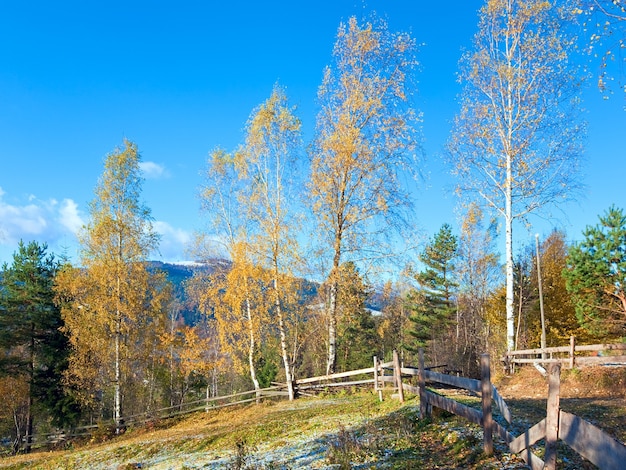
0,0,625,455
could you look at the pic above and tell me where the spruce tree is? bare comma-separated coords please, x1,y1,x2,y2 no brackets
335,262,380,371
564,206,626,339
406,224,458,353
0,241,79,452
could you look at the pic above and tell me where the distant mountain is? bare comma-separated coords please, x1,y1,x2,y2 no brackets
146,259,387,324
146,259,231,324
147,259,230,288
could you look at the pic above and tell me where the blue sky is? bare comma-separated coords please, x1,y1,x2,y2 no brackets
0,1,623,268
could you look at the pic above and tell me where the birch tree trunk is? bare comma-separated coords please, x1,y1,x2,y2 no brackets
245,297,261,402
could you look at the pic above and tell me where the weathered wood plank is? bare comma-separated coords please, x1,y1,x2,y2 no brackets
509,358,563,364
492,386,512,423
544,363,561,470
400,366,419,376
519,445,547,470
423,369,481,392
509,419,546,454
492,421,545,470
424,390,483,425
393,350,404,402
505,342,626,360
575,343,626,352
559,411,626,470
402,383,419,394
373,356,380,391
481,354,493,455
297,379,374,390
507,345,571,355
418,348,429,419
295,367,376,384
491,421,513,443
575,355,626,366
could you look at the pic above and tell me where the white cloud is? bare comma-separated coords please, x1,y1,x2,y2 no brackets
139,161,169,179
0,189,85,263
58,199,85,233
0,188,191,265
152,221,192,262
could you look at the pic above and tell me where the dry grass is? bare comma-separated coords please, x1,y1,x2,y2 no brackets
0,392,405,469
0,366,623,469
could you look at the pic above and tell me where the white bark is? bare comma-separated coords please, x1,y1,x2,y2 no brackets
274,278,295,401
245,297,261,401
326,280,338,376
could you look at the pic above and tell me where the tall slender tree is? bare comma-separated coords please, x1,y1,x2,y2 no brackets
55,139,164,433
240,85,302,400
406,224,458,358
455,205,500,374
309,15,421,375
448,0,584,352
528,230,585,345
196,148,265,397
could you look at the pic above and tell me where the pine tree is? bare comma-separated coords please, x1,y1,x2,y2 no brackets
564,206,626,338
0,241,79,452
406,224,458,355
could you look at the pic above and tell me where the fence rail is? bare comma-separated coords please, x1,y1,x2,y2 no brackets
12,348,626,469
24,385,289,451
503,336,626,369
407,348,626,470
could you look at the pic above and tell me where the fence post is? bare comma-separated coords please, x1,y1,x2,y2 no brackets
393,350,404,403
569,335,576,369
480,354,493,456
418,348,430,419
373,356,383,402
544,363,561,470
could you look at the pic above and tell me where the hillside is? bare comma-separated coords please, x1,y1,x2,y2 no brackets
0,392,522,470
1,366,624,469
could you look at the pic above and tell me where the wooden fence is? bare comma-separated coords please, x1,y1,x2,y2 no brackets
291,350,626,469
399,349,626,470
14,349,626,469
503,336,626,369
34,385,290,448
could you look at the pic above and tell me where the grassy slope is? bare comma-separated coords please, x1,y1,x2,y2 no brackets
0,366,624,469
0,391,525,470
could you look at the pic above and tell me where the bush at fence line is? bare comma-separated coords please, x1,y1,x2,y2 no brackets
89,422,117,444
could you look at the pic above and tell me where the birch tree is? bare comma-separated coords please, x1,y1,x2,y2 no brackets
239,85,302,401
447,0,584,352
56,139,164,433
195,148,266,397
455,204,501,374
309,15,421,374
572,0,626,94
